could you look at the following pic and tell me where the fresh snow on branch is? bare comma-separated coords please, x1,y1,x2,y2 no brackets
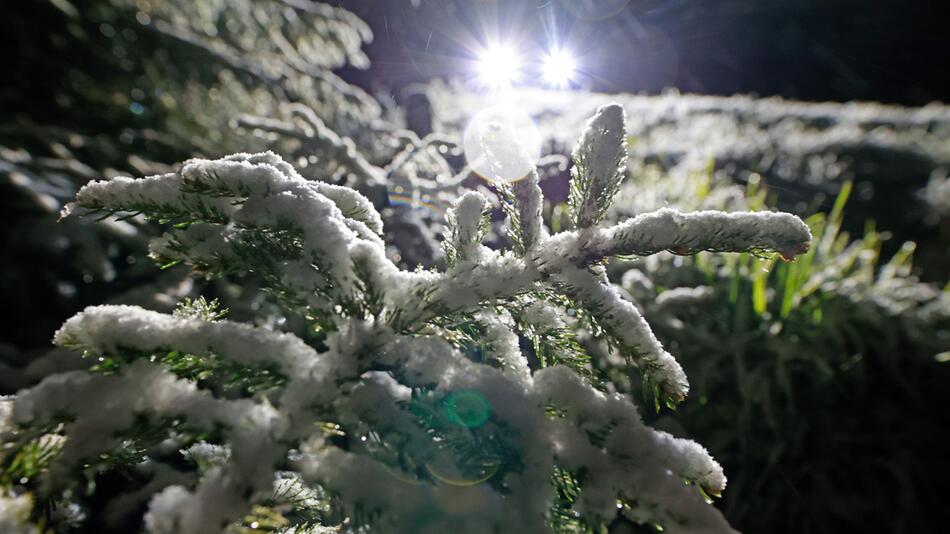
588,208,812,261
569,103,628,229
3,104,810,533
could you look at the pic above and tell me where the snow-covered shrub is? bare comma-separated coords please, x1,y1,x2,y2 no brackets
1,105,811,533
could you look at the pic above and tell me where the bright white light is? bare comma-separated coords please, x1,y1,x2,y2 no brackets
477,45,521,88
463,105,541,183
542,48,577,87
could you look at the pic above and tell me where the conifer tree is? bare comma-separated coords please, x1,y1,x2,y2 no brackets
1,104,811,533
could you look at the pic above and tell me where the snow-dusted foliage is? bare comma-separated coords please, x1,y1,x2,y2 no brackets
429,84,950,277
2,107,811,533
1,0,452,370
236,103,464,267
569,105,627,229
3,0,386,204
124,0,382,152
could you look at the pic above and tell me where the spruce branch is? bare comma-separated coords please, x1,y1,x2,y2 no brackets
553,264,689,405
4,102,814,533
569,103,628,229
511,171,547,253
478,121,547,254
565,208,812,265
442,191,491,268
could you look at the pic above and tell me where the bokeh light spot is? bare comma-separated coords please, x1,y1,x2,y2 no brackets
444,390,491,428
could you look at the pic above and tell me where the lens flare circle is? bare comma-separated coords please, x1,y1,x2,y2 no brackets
425,459,499,487
443,390,491,428
463,105,541,183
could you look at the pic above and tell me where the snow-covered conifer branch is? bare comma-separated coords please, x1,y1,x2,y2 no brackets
238,103,456,267
533,367,733,532
4,104,813,533
478,122,547,254
53,305,321,381
583,208,812,262
552,265,689,403
511,171,547,253
442,192,491,267
569,103,628,229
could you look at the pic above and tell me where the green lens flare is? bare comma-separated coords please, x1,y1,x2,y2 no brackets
444,390,491,428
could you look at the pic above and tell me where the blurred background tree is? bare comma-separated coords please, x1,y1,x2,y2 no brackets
0,0,455,372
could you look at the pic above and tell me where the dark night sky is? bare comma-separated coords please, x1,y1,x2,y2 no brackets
337,0,949,106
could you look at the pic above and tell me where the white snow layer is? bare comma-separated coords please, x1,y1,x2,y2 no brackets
11,138,809,532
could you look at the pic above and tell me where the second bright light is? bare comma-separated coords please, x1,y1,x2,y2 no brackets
476,45,577,88
541,48,577,87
